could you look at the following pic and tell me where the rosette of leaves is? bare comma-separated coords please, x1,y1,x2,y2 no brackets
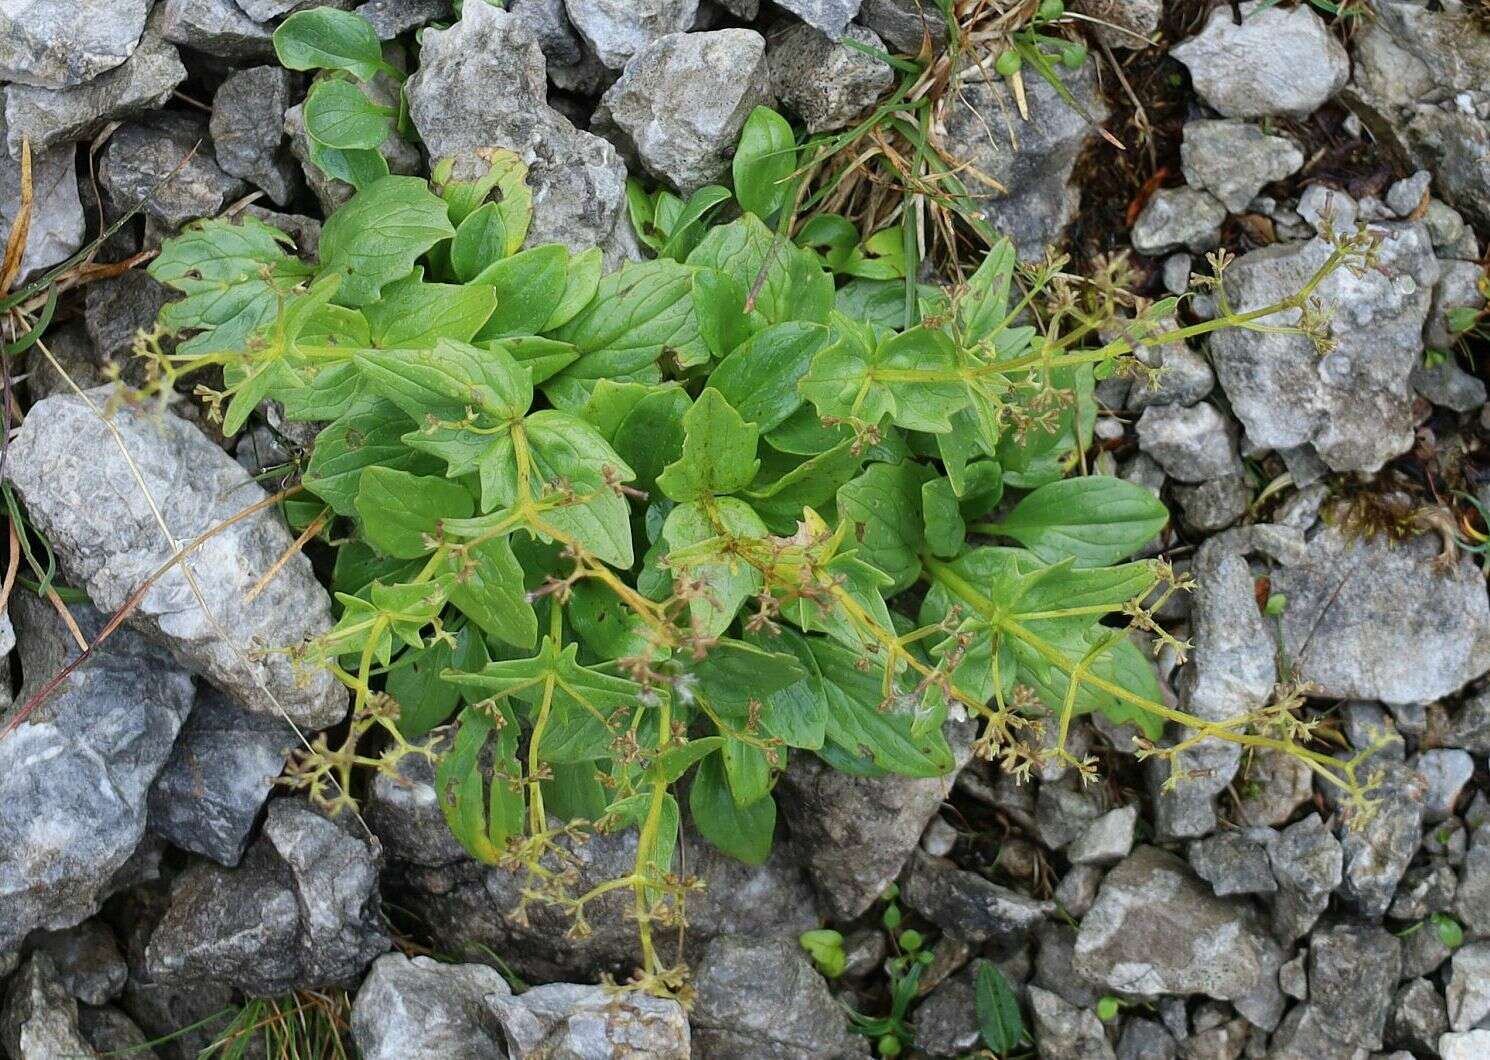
145,15,1367,988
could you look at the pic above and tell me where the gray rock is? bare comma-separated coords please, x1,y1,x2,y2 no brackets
0,113,82,280
82,270,175,367
145,799,389,995
1068,806,1138,867
1308,923,1402,1050
1171,1,1348,118
858,0,947,53
1175,476,1250,535
1389,977,1446,1053
1424,199,1472,257
1149,761,1219,842
1415,749,1475,824
1162,253,1192,295
1131,186,1227,256
769,23,892,133
1117,1018,1176,1060
1266,814,1341,942
902,849,1051,945
563,0,698,70
1235,752,1316,830
597,29,771,195
1029,986,1116,1060
939,62,1109,261
6,388,347,730
1401,914,1455,979
493,982,689,1058
356,0,454,38
1136,402,1242,482
0,0,150,89
1427,259,1487,350
1073,846,1283,1001
1054,864,1104,919
1208,221,1439,473
1180,119,1304,214
780,722,972,919
4,33,186,159
912,969,980,1056
76,1004,159,1058
1447,942,1490,1031
210,66,296,207
1189,831,1277,897
364,740,469,868
99,114,246,231
1388,863,1458,921
350,953,510,1059
1271,525,1490,705
1125,336,1215,411
1431,690,1490,755
406,1,635,262
159,0,276,62
776,0,862,36
0,593,196,954
1,954,96,1060
386,817,817,982
1034,922,1099,1009
1296,184,1358,234
148,687,298,866
1412,360,1486,412
1386,169,1432,216
29,921,128,1006
690,934,858,1059
512,0,585,67
1443,1029,1490,1059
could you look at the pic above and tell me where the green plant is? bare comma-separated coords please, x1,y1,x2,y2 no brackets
842,886,933,1056
133,6,1385,998
199,991,354,1059
974,960,1027,1054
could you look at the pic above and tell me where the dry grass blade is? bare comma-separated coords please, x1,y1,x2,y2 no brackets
0,137,32,296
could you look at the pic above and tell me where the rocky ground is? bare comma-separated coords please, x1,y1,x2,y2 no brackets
1,0,1490,1058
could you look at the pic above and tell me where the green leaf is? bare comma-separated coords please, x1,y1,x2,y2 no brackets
658,184,733,262
801,315,965,433
975,961,1026,1053
319,175,456,306
811,638,954,777
568,581,656,661
445,537,538,650
436,703,524,863
722,734,772,805
708,321,826,433
273,7,388,81
355,466,475,558
472,244,569,338
544,247,602,332
363,273,496,348
651,737,724,784
306,139,389,190
387,625,488,738
303,78,392,150
662,498,766,637
922,477,966,558
656,387,760,502
523,410,637,568
732,107,796,219
446,638,639,764
959,238,1017,343
692,267,757,360
449,201,507,282
304,398,437,515
610,385,691,493
836,461,929,594
551,258,706,380
687,214,833,326
742,626,826,750
992,476,1168,567
690,751,775,864
150,215,313,354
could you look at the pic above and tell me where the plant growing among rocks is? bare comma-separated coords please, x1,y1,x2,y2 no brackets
121,5,1389,1000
